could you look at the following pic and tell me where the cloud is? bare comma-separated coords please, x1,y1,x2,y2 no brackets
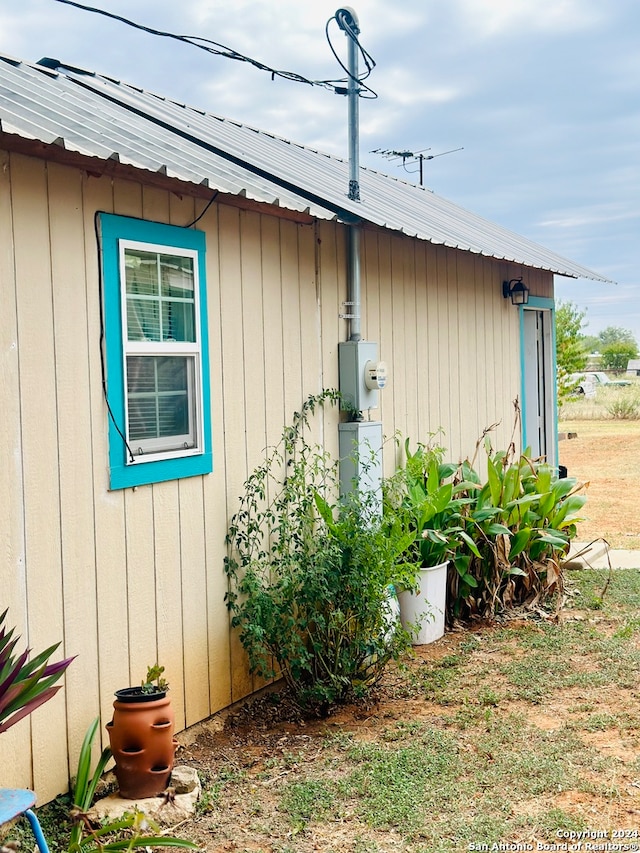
375,68,462,108
451,0,603,39
539,205,640,230
2,0,638,341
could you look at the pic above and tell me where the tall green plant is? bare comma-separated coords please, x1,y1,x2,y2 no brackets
449,440,587,619
0,608,75,733
224,391,413,714
383,438,480,592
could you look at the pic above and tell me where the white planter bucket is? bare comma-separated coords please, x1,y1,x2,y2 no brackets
397,561,448,645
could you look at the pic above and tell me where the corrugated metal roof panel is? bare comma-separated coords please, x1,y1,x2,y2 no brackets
0,53,611,282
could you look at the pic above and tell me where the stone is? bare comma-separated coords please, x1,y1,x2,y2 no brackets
86,766,201,827
170,765,199,794
94,769,118,799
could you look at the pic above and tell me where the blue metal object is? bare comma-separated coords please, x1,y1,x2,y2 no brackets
0,789,51,853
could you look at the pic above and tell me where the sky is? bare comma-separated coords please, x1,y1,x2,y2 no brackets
1,0,639,344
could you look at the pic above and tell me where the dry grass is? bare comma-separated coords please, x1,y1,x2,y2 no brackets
559,379,640,421
173,571,640,853
24,570,640,853
558,417,640,550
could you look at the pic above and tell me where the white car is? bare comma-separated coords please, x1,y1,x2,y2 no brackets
570,371,631,394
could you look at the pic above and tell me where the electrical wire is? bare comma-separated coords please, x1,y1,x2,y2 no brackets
50,0,377,98
183,191,219,228
93,210,135,464
325,13,378,99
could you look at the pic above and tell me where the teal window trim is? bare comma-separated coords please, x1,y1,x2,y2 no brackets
100,213,212,489
518,296,558,467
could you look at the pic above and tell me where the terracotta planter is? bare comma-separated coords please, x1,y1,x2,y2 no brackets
106,689,177,799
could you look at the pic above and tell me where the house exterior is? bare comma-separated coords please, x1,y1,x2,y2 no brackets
0,53,608,803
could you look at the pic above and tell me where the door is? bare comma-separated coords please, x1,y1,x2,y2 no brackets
521,306,556,467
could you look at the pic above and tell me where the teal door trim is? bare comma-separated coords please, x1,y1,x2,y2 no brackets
519,297,558,469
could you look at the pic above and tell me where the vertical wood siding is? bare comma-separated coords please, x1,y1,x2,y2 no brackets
0,152,548,802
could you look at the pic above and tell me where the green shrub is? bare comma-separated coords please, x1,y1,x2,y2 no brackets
605,394,640,419
387,429,587,621
224,392,413,715
449,443,587,620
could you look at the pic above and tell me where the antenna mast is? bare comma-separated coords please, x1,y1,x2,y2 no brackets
372,146,464,185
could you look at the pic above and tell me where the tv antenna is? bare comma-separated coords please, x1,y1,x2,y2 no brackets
371,146,463,186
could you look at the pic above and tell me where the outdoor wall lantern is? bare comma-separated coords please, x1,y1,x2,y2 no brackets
502,277,530,306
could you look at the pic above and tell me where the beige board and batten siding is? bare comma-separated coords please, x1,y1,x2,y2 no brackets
0,149,533,802
357,226,531,468
0,151,337,800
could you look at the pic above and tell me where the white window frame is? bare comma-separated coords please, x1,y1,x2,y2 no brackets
119,239,204,464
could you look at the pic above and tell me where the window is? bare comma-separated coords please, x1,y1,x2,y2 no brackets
100,214,212,489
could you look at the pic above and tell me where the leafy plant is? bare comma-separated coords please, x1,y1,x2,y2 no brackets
141,664,168,694
68,718,197,853
449,431,587,619
555,300,589,406
69,717,112,847
224,391,414,714
0,607,75,734
601,340,638,371
383,437,480,592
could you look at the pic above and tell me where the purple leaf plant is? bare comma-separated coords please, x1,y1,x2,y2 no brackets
0,607,75,734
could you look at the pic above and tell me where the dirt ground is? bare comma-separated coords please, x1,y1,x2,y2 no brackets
163,423,640,852
558,419,640,549
173,620,640,852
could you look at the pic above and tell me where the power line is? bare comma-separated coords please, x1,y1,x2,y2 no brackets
50,0,377,97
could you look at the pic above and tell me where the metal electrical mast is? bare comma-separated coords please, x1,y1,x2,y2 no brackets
338,7,361,203
335,8,384,504
335,6,362,344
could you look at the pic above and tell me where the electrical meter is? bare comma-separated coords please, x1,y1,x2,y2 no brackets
364,360,388,391
338,341,389,412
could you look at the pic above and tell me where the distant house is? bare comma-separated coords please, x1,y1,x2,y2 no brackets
626,359,640,376
0,53,609,801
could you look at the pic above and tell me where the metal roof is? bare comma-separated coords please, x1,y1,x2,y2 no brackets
0,53,611,282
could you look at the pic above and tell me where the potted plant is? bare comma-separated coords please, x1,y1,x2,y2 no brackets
384,439,479,643
70,717,197,851
106,665,177,799
113,663,168,703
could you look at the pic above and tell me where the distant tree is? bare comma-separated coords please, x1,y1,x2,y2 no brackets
555,301,588,404
601,340,639,371
581,334,600,354
556,300,588,373
598,326,638,347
